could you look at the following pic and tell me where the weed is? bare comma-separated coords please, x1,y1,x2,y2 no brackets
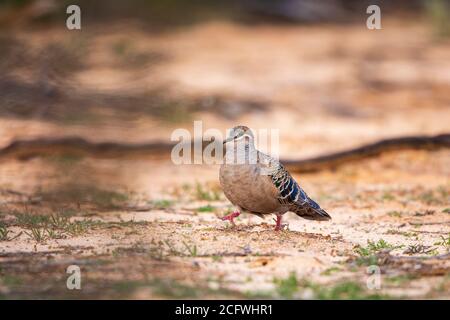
15,213,49,228
403,244,436,255
182,241,198,257
194,182,221,201
304,280,389,300
49,214,70,229
385,274,417,285
385,229,418,238
151,199,174,209
273,272,298,299
321,267,341,276
382,192,396,201
415,186,449,205
24,227,46,243
354,239,401,266
273,273,390,299
197,204,215,212
434,234,450,251
355,239,398,256
387,211,403,218
0,223,11,241
45,228,66,240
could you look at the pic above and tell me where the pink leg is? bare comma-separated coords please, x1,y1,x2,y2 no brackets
221,211,240,226
274,215,283,231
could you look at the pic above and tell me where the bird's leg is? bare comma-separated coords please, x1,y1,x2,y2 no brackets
274,214,287,231
221,211,240,226
274,214,283,231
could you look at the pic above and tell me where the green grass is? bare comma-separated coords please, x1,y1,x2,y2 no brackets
194,183,221,201
273,273,391,299
197,204,215,212
321,267,342,276
355,239,399,256
425,0,450,37
181,241,198,257
150,199,174,209
434,234,450,251
15,212,50,228
306,280,390,300
385,229,418,238
13,211,104,242
36,185,130,210
385,274,417,285
273,272,298,299
415,186,449,205
354,239,402,266
0,223,11,241
24,227,46,243
381,191,396,201
111,278,236,299
387,211,403,218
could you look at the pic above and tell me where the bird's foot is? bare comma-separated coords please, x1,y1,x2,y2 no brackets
273,215,288,231
221,211,240,226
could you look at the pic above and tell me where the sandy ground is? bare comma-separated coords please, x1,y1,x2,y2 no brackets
0,148,449,299
0,19,449,299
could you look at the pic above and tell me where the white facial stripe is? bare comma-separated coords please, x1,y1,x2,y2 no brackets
235,133,252,141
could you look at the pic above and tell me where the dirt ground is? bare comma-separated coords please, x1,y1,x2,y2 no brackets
0,18,449,299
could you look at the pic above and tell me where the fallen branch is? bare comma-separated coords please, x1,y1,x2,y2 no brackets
0,133,448,173
283,133,450,173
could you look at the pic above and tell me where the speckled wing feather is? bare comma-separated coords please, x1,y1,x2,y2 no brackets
260,152,331,221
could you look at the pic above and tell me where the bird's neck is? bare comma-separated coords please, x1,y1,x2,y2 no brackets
224,140,257,164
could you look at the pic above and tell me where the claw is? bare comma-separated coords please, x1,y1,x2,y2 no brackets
220,211,240,226
274,214,287,231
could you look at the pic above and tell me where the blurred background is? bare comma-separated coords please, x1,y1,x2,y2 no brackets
1,0,449,198
0,0,449,300
0,0,449,205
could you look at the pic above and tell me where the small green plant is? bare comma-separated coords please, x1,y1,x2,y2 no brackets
44,228,65,239
425,0,450,37
403,244,436,255
385,274,417,285
321,267,341,276
273,272,298,299
354,239,401,266
0,223,10,241
434,234,450,251
194,183,221,201
65,220,95,236
387,211,403,218
382,192,396,201
355,239,397,256
15,213,49,228
182,241,198,257
151,199,174,209
50,214,70,229
385,229,418,238
305,281,389,300
25,227,46,243
197,204,215,212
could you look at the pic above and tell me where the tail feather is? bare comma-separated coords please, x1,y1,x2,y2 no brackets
291,197,331,221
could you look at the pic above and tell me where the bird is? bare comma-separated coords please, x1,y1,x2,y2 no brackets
219,125,331,231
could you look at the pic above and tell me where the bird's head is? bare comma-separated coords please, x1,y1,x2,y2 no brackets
223,125,254,145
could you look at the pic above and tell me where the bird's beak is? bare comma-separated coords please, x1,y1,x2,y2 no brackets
223,136,234,145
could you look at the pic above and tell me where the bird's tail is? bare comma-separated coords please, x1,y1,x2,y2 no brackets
292,197,331,221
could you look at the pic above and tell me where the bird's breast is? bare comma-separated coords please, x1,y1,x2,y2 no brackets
219,163,280,214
